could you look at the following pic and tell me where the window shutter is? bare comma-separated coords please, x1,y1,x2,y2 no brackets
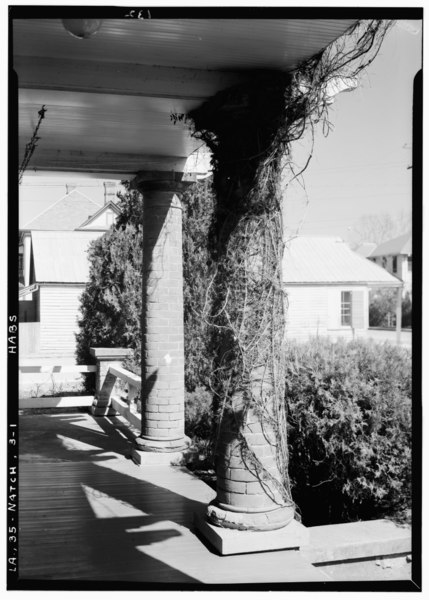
352,290,365,329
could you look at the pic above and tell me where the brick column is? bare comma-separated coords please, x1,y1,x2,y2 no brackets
90,347,131,416
132,175,190,454
206,388,294,532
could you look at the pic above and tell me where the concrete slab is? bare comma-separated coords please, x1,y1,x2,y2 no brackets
195,510,309,556
301,519,411,564
18,412,413,584
131,447,191,466
315,554,412,581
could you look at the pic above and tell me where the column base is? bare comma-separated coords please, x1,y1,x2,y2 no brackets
130,447,192,466
130,435,193,465
206,501,295,531
90,401,118,417
134,434,191,452
194,508,308,555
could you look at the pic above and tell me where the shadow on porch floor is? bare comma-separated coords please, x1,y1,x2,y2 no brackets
18,411,330,586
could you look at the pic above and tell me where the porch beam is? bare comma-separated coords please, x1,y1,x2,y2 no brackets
17,149,189,176
14,55,246,101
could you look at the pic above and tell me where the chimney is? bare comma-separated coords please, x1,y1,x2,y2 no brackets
104,181,117,205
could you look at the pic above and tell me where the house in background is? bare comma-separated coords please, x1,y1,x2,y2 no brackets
19,230,102,357
76,200,120,231
282,237,402,343
354,241,377,258
19,184,120,288
19,180,121,358
368,232,412,296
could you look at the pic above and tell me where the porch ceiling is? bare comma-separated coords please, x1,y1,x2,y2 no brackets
13,18,357,176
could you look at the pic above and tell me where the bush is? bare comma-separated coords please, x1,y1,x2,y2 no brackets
184,387,216,482
182,178,216,391
185,387,214,442
369,289,396,327
402,291,412,328
75,189,143,392
285,338,412,526
369,289,412,329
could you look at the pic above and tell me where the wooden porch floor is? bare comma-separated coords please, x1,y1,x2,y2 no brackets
18,411,329,587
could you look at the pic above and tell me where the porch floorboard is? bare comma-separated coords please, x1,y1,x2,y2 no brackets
18,411,327,585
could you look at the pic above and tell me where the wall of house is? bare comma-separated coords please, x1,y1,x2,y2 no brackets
284,285,368,343
39,285,85,356
79,207,117,229
285,286,329,341
19,290,39,322
401,255,412,295
19,323,41,356
370,254,411,295
326,286,368,341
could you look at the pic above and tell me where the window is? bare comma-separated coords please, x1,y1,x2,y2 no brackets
408,256,412,272
382,256,387,268
392,256,397,273
341,291,352,326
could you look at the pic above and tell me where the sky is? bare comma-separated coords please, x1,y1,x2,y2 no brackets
284,19,422,244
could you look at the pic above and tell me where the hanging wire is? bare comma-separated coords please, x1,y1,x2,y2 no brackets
18,105,47,183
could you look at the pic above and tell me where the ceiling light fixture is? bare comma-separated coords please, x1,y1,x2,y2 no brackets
62,19,103,39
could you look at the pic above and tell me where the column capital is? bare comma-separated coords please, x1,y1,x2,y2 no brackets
130,170,196,195
90,347,132,361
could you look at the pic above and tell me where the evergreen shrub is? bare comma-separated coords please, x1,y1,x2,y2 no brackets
369,288,412,329
185,387,214,441
285,337,412,526
75,187,143,391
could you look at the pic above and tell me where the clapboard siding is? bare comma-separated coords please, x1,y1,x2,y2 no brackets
285,287,328,341
39,286,85,354
19,322,40,355
285,285,369,342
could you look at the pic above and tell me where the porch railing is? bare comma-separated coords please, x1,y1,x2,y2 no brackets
19,351,143,433
108,364,142,430
18,364,96,409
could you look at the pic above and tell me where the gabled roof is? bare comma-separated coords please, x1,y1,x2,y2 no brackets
354,242,377,258
76,200,121,230
283,237,401,287
369,232,412,258
31,230,103,283
22,189,102,231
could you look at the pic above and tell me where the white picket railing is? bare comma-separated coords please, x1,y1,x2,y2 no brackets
108,364,142,429
19,365,97,374
18,362,142,432
19,364,96,409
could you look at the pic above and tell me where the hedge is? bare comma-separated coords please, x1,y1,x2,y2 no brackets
285,338,412,526
184,338,412,526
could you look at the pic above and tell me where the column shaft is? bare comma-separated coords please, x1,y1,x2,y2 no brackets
136,183,187,452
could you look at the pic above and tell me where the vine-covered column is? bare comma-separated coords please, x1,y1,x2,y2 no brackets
189,74,295,530
186,20,391,532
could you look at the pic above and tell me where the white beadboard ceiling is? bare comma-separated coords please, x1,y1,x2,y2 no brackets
13,18,357,176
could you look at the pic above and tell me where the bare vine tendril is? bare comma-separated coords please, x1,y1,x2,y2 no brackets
185,20,392,510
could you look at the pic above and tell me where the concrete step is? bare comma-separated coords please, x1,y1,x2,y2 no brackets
300,519,411,564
